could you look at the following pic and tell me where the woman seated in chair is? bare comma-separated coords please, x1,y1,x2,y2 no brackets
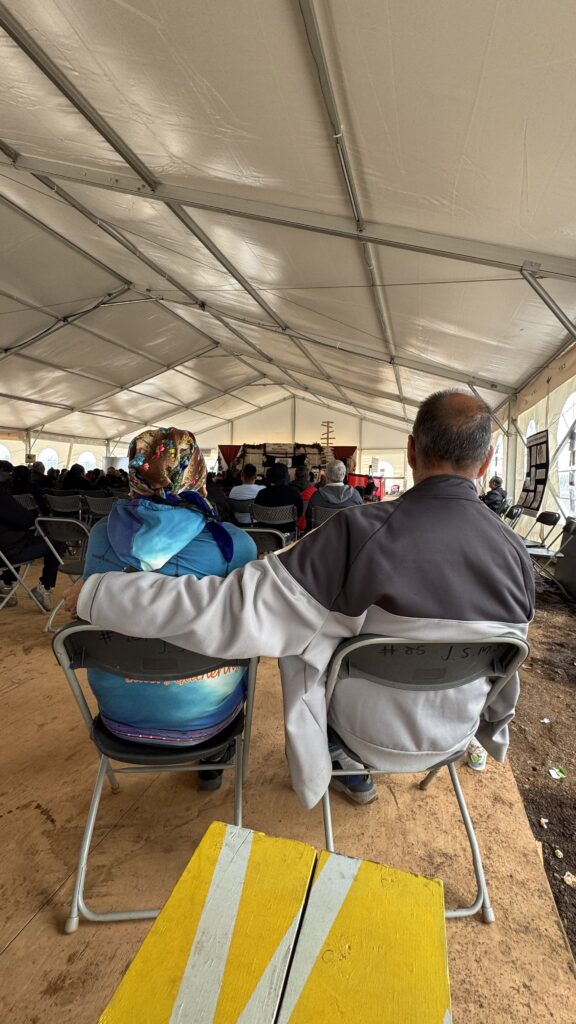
82,427,257,789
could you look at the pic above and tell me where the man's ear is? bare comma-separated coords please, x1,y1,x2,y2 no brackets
407,434,416,470
476,446,494,480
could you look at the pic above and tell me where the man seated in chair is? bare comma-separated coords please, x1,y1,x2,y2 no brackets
480,474,508,515
65,392,534,811
79,427,256,791
305,459,362,530
228,462,264,523
252,462,302,535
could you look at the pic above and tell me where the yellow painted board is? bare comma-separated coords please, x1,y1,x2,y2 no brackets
277,850,451,1024
99,822,316,1024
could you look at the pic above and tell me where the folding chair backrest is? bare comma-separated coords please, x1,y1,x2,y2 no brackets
504,505,523,528
534,510,561,544
243,527,287,555
35,516,91,564
13,493,40,513
229,498,254,524
46,493,83,518
311,505,340,528
55,624,252,680
326,635,529,709
252,503,297,527
84,495,117,519
52,623,258,741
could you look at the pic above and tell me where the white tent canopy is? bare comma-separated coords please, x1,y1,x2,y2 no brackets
1,0,576,452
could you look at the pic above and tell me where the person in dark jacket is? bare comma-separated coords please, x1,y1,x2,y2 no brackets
480,475,507,514
61,464,94,492
30,461,51,492
253,462,302,534
0,470,60,609
306,459,362,530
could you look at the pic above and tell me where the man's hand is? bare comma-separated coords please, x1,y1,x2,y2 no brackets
63,579,85,619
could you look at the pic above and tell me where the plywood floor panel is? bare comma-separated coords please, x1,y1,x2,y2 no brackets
0,577,574,1022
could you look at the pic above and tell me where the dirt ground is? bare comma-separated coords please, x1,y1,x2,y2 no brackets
508,582,576,954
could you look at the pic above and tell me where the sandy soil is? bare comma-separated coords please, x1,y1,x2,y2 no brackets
508,582,576,954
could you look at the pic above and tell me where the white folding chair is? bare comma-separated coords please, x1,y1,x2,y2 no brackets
52,623,258,932
321,634,529,923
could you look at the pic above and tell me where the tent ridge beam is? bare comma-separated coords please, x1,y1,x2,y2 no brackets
5,153,576,281
298,0,409,421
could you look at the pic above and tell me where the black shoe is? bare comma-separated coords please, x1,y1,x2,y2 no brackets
198,769,224,791
198,741,235,791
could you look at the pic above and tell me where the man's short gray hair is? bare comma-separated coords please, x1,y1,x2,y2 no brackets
326,459,346,482
412,390,492,469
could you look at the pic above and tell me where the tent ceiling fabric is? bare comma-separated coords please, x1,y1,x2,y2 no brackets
1,0,576,443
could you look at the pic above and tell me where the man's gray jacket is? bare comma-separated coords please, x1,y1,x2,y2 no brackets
77,475,534,809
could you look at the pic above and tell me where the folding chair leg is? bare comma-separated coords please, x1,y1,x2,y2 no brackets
322,790,335,853
233,734,243,828
65,755,160,932
44,597,65,633
445,762,495,923
0,564,46,613
106,763,120,793
65,756,108,934
418,764,443,790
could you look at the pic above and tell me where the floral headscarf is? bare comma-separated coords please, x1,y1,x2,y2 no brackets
127,427,233,563
128,428,206,498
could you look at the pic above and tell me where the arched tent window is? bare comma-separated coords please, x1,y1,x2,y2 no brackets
0,443,12,463
77,451,96,473
557,392,576,517
38,447,58,471
526,419,537,438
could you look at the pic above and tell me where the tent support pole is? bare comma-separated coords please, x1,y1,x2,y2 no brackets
504,400,518,497
521,266,576,343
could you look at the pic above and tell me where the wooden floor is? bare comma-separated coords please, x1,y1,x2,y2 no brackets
1,573,575,1023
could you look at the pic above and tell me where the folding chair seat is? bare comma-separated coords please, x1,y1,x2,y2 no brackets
243,526,290,556
252,502,298,537
310,505,341,529
228,496,254,526
320,634,529,923
0,548,46,612
35,517,91,631
52,623,258,932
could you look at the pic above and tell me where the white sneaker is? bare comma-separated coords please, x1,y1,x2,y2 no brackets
31,584,53,611
0,585,17,607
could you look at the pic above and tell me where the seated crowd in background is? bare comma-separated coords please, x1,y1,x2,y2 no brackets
0,461,59,610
